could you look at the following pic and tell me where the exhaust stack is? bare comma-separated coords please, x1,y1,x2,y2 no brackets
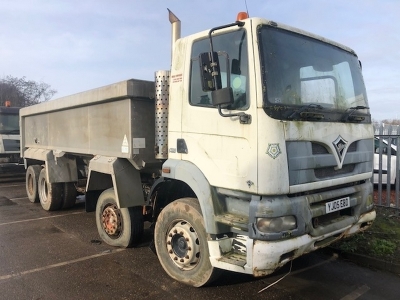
168,9,181,60
154,10,180,160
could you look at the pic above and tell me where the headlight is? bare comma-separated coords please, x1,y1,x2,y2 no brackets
256,216,297,233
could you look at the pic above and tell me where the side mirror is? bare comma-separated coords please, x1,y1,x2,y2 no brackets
211,87,234,106
199,52,222,91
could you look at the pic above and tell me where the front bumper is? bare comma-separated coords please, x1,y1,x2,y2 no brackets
251,209,375,276
209,210,376,276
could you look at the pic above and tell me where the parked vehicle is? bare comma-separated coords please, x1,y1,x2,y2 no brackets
0,101,21,163
374,137,398,185
20,10,375,287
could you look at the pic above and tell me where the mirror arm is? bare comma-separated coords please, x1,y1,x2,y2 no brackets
206,20,249,124
208,21,245,52
208,21,245,90
217,105,251,124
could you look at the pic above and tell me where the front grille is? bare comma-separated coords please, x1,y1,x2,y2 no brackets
287,139,373,185
347,142,357,152
312,143,329,154
305,184,364,237
311,207,353,228
315,164,355,179
312,141,357,154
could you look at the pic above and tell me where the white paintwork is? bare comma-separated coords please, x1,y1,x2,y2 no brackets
169,17,373,196
169,28,258,193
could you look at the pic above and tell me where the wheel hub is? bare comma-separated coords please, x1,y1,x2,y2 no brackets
27,174,34,194
166,221,200,270
39,177,48,203
102,205,122,237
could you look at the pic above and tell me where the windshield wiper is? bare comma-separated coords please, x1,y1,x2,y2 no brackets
342,106,369,122
288,104,324,120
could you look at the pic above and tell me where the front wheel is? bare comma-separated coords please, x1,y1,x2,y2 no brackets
154,197,221,287
95,188,143,248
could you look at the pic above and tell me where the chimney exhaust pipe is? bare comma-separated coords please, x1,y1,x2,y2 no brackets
168,9,181,61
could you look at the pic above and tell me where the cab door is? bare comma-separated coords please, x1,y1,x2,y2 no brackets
179,28,258,193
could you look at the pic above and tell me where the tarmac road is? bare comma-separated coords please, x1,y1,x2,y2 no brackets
0,172,399,300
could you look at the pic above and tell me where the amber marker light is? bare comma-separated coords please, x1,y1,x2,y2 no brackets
236,12,249,21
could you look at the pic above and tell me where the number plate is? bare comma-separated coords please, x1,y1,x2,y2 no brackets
325,197,350,213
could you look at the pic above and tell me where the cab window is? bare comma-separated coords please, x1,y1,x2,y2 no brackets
189,29,249,110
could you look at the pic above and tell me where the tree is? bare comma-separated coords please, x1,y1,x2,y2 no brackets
0,76,57,107
381,119,400,126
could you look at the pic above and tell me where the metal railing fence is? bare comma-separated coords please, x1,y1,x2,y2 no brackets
373,124,400,213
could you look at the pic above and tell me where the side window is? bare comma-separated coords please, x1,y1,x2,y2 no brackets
189,29,249,110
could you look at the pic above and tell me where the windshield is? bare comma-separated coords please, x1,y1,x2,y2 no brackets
0,112,19,134
258,25,370,123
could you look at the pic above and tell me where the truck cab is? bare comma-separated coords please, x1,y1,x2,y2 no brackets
160,14,375,281
0,105,21,163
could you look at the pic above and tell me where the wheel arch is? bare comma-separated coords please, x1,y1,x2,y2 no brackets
87,156,145,209
23,148,78,183
157,159,226,234
148,177,196,217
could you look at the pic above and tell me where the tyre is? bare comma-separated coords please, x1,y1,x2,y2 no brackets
38,168,63,211
96,188,144,248
26,165,42,203
154,197,221,287
62,182,77,209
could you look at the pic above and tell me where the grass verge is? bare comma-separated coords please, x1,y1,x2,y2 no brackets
332,207,400,265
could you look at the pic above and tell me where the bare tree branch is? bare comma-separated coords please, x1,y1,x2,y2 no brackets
0,76,57,107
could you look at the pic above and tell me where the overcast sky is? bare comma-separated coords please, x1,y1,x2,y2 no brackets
1,0,398,121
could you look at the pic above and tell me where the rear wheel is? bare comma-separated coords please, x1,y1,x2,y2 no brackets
26,165,41,203
38,168,63,211
62,182,77,209
154,197,221,287
95,188,144,247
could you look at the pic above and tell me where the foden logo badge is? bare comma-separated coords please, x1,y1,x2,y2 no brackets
332,135,348,168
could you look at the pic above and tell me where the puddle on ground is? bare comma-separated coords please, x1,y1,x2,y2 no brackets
0,196,16,206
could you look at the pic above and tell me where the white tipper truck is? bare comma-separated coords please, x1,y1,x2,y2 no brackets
20,11,376,287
